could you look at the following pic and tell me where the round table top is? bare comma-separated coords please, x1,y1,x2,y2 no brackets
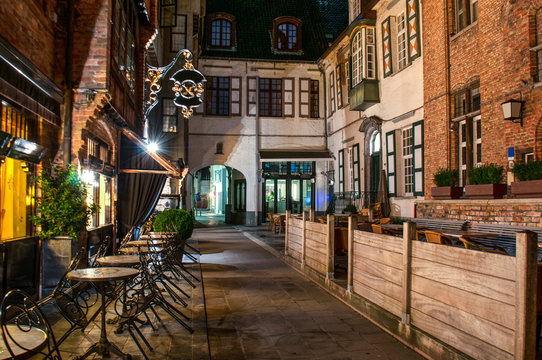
125,239,166,247
66,267,138,282
96,255,140,266
118,246,163,254
0,325,46,360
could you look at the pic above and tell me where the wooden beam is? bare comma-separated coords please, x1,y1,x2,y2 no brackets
119,169,177,175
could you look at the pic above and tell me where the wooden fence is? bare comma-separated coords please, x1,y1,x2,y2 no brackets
284,214,538,360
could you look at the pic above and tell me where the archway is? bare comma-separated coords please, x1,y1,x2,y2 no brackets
192,165,246,226
360,116,382,201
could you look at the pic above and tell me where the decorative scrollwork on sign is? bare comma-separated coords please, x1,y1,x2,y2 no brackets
170,49,206,119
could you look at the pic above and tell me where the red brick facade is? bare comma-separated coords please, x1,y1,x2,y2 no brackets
422,1,542,227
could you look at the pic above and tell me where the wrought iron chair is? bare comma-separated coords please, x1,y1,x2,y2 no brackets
1,289,62,360
89,235,111,267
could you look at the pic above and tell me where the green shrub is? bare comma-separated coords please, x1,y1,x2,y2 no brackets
31,164,98,242
511,160,542,181
432,167,459,187
153,209,194,240
343,203,358,214
469,163,504,185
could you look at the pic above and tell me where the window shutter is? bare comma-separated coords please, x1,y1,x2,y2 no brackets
382,17,393,77
299,79,309,117
412,120,424,196
247,77,257,116
283,78,294,117
338,149,345,193
231,76,241,116
406,0,421,61
352,143,360,193
386,131,397,197
336,65,343,108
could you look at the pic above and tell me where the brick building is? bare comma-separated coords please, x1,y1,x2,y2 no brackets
419,0,542,227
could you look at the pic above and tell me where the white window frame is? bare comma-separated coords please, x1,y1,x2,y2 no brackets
348,147,353,192
397,12,407,70
352,32,362,86
365,28,376,80
473,115,482,168
402,127,414,196
470,0,478,23
329,71,336,114
352,0,361,22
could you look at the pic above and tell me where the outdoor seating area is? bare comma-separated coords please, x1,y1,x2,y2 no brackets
0,231,203,359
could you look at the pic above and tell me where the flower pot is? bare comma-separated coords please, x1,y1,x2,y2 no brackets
464,184,507,199
431,186,463,200
41,236,77,294
511,179,542,198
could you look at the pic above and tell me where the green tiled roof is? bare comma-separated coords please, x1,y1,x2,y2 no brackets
201,0,348,62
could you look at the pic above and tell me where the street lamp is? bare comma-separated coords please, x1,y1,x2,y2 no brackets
501,98,524,126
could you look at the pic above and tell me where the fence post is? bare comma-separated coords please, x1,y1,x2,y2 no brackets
401,221,416,325
301,211,307,265
326,214,335,279
515,231,537,360
347,216,354,292
285,210,290,256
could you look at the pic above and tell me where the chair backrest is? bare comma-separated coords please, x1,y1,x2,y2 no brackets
457,237,508,255
370,202,383,219
1,289,61,360
424,231,451,245
267,213,274,223
371,224,384,234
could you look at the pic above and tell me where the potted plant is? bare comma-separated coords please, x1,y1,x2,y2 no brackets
430,167,463,199
31,164,98,291
343,203,358,215
464,163,507,199
511,160,542,198
153,209,194,240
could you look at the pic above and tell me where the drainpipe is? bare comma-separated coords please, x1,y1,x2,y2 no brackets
444,2,452,169
255,76,260,225
63,0,75,165
319,65,329,151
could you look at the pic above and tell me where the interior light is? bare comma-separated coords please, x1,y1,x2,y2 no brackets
81,170,94,184
147,142,159,153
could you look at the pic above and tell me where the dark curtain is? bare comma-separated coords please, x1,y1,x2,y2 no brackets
118,134,167,240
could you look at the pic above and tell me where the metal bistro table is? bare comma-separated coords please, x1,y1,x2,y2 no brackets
67,267,139,360
96,255,140,267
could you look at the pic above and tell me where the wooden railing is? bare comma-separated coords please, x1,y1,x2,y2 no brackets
284,213,538,360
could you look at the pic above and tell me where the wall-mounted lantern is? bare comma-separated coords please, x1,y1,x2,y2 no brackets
501,98,524,126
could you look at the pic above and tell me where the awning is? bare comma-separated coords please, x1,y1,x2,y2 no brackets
259,150,332,162
120,128,181,178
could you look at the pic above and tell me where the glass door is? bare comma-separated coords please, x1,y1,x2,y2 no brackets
302,179,313,212
265,179,276,214
277,179,287,213
290,179,300,213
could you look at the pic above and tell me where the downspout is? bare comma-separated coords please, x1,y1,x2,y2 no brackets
255,76,260,225
63,0,75,165
444,2,452,169
319,65,329,151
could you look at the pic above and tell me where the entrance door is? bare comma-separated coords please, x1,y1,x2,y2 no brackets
371,152,380,196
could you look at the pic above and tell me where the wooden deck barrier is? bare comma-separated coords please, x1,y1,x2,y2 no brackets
284,218,539,359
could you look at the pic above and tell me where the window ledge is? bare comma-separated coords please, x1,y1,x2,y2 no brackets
450,21,478,41
387,61,413,78
451,110,481,122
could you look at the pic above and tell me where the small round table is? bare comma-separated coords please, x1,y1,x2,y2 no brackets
118,246,163,254
123,239,166,247
67,267,138,360
96,255,140,267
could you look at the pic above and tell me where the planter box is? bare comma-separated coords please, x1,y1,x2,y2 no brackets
464,184,507,199
431,186,463,200
511,179,542,198
41,236,77,294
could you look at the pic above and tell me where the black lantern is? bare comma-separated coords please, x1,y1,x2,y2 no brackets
501,98,524,126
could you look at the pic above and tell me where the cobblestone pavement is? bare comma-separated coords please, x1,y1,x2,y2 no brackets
196,226,425,360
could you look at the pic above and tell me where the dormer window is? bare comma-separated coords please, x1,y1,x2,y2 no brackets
273,17,302,52
207,13,235,49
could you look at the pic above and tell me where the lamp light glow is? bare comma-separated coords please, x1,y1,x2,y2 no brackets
147,142,159,153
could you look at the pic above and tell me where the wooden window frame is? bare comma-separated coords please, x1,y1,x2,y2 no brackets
283,78,295,117
259,78,282,117
329,71,335,115
207,13,236,49
170,14,187,53
273,16,302,52
205,76,231,116
162,97,178,132
160,0,177,28
309,80,319,118
336,65,343,108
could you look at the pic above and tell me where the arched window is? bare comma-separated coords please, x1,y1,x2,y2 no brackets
351,31,362,86
535,8,542,82
211,19,231,47
369,131,380,155
273,17,302,52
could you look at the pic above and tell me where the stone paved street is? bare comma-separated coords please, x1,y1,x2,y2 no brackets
197,226,425,360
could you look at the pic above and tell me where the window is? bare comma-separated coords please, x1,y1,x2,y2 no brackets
397,13,407,70
284,78,294,117
208,14,234,48
273,17,302,52
344,62,350,97
350,26,377,87
170,14,187,52
329,71,336,114
88,173,112,228
112,0,137,91
532,8,542,82
453,85,480,119
352,0,361,21
206,76,230,116
336,65,343,108
352,143,360,193
454,85,481,185
310,80,319,118
234,180,246,211
160,0,176,28
455,0,478,32
403,127,414,195
259,78,282,117
162,98,178,132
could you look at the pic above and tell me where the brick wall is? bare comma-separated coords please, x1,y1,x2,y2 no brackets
416,199,542,228
422,0,542,199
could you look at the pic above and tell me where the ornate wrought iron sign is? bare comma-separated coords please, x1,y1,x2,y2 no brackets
145,49,205,119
